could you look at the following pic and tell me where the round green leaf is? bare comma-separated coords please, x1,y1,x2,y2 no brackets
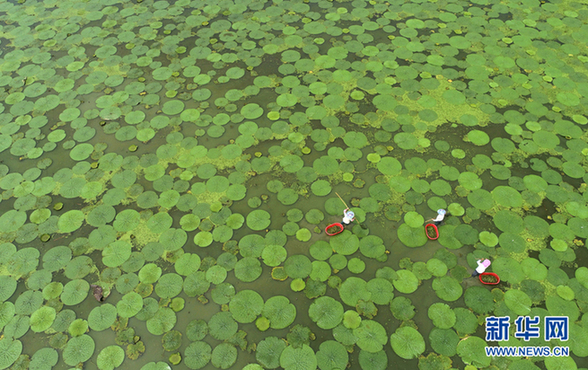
309,296,344,329
390,326,425,359
97,345,125,370
88,303,117,331
280,345,317,370
63,335,95,366
246,210,271,231
229,290,264,323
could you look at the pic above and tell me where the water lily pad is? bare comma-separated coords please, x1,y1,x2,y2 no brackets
393,270,419,294
139,264,162,284
61,279,89,306
184,341,211,369
390,326,424,359
234,257,262,283
0,338,22,369
29,347,58,369
377,157,402,176
0,275,17,302
432,276,463,301
468,189,494,211
479,231,499,247
330,230,359,255
491,186,522,208
0,302,15,331
87,205,116,227
311,180,332,196
117,292,143,318
211,343,237,369
389,296,415,321
354,320,388,353
544,357,578,370
343,310,362,330
493,210,524,233
209,311,238,341
15,290,42,315
426,259,448,277
576,267,588,289
278,188,299,205
97,345,125,370
457,336,490,367
339,277,370,307
359,236,385,259
309,296,344,329
403,212,424,228
556,285,574,301
113,209,140,232
284,255,312,279
88,304,117,331
466,130,490,146
161,229,187,251
313,156,339,176
256,337,286,369
358,350,387,370
206,265,227,284
155,273,183,299
3,314,29,339
453,307,479,335
263,296,296,329
397,224,427,248
366,278,394,305
63,334,95,366
103,241,132,267
246,210,271,231
464,286,494,314
316,340,348,370
428,303,456,329
239,234,265,258
211,283,235,305
146,307,177,335
241,103,263,119
458,172,482,191
546,295,580,321
310,241,332,261
186,320,208,342
499,233,526,253
162,100,184,115
280,345,317,370
229,290,264,323
30,306,56,332
492,257,525,284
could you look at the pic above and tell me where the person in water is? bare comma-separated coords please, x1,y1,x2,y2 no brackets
342,208,355,226
426,209,446,225
471,258,491,277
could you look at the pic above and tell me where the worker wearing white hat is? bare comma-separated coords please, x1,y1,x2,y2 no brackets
342,208,355,225
426,209,446,226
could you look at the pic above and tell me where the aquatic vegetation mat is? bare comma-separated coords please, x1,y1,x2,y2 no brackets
0,0,587,368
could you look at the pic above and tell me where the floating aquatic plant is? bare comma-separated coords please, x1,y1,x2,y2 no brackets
0,0,586,369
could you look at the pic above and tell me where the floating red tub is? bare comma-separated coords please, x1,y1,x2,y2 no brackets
325,223,344,236
425,223,439,240
479,272,500,285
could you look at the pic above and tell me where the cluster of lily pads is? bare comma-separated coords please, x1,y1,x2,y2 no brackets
0,0,587,369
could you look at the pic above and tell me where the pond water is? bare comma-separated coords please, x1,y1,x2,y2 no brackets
0,0,587,369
